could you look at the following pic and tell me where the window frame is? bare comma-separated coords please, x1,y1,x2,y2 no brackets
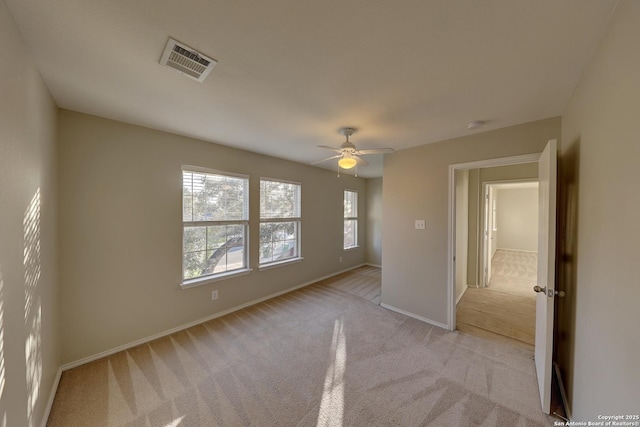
181,166,251,288
343,189,359,250
259,177,303,269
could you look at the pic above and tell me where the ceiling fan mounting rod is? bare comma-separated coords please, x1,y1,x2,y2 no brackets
339,127,356,138
339,127,357,151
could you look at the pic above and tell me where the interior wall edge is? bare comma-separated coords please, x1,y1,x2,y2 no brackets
379,303,449,330
39,368,62,427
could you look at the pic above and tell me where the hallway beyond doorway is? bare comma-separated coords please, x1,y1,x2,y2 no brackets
457,249,537,345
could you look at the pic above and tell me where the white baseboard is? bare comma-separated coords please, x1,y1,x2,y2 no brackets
365,263,382,268
496,248,538,254
380,303,449,330
41,367,62,427
455,285,469,305
62,264,368,371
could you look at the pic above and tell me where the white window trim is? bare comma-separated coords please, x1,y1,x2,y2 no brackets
258,218,302,269
344,189,359,250
343,219,359,250
180,268,253,289
258,257,304,271
183,165,249,180
260,176,301,186
181,166,250,287
259,178,302,268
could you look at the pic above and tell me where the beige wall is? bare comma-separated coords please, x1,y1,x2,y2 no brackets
365,178,383,266
58,111,367,364
559,0,640,418
496,187,538,251
467,163,538,286
381,117,560,325
0,1,60,426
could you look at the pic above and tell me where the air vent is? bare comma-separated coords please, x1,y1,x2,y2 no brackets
159,38,217,83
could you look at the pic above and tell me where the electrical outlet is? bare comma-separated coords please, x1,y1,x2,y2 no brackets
211,290,218,300
415,220,426,230
339,257,343,263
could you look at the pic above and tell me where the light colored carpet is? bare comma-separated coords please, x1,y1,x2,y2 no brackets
48,268,554,426
487,249,538,299
323,265,381,305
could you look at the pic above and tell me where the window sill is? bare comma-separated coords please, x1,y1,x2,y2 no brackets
258,257,304,271
343,245,360,252
180,268,253,289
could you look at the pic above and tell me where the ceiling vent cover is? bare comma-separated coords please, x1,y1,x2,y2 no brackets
159,38,217,82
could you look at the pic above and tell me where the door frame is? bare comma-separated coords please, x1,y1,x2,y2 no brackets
483,184,496,287
480,179,539,287
446,153,540,330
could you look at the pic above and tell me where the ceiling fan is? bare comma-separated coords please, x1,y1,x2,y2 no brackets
312,128,394,170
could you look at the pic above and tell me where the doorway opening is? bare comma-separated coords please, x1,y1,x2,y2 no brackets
483,181,539,287
447,153,540,331
461,178,539,344
447,141,560,416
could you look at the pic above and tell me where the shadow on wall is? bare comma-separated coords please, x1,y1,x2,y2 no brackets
24,188,43,427
0,265,5,426
555,139,580,413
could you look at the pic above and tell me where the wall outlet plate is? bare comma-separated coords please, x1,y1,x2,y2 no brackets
415,220,426,230
211,290,218,300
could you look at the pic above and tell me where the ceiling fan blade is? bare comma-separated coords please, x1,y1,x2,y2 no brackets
357,148,395,155
311,154,342,165
354,156,369,166
317,145,343,153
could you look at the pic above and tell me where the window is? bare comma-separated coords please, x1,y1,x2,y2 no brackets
344,190,358,249
182,168,249,283
260,179,301,266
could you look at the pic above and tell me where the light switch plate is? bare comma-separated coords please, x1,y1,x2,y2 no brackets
415,220,426,230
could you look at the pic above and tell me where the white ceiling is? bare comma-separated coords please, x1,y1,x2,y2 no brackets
6,0,617,177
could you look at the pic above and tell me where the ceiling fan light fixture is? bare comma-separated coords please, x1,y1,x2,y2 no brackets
313,127,392,171
338,155,357,169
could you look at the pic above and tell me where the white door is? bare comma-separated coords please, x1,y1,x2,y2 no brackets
488,187,497,284
482,185,497,287
534,139,557,413
483,186,489,286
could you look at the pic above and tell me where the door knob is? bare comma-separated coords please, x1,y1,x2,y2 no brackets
533,285,546,293
534,286,565,297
